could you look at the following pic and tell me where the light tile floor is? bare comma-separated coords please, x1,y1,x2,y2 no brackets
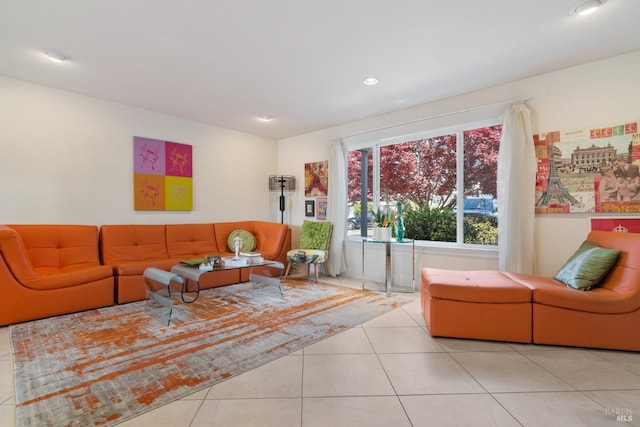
1,277,640,426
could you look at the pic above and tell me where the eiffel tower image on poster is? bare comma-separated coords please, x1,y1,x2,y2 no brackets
536,144,580,208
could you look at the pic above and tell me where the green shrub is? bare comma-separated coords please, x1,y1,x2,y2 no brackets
404,206,498,245
352,201,373,217
404,206,456,242
463,216,498,245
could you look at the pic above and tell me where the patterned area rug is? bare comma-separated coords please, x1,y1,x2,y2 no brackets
10,279,408,426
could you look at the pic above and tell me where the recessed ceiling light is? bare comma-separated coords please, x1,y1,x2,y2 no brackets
43,49,69,63
258,115,273,122
571,0,604,16
363,77,379,86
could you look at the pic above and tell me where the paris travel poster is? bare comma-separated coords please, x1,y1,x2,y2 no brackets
535,120,640,214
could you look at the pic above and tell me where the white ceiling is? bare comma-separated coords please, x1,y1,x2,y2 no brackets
1,1,639,140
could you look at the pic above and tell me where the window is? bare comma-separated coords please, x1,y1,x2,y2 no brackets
346,148,373,235
347,122,502,246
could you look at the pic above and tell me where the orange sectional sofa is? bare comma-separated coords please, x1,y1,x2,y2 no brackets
0,221,291,325
0,225,115,326
100,221,291,303
421,230,640,351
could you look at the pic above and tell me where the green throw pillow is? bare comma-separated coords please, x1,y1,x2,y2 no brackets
299,220,331,250
554,241,621,290
227,229,257,253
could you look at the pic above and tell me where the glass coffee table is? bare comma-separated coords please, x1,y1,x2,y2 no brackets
144,259,285,326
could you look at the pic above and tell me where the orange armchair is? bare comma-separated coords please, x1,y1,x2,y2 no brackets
0,225,114,325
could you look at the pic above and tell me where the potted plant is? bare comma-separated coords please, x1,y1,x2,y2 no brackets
373,207,393,241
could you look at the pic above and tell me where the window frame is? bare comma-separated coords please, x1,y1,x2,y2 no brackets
345,117,502,249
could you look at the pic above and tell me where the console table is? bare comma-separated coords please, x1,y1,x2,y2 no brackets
361,238,415,296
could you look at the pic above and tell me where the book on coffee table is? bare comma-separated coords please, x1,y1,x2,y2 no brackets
180,258,207,266
224,254,264,267
240,252,261,257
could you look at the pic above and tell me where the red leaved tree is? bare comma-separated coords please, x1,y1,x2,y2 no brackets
380,142,419,203
408,134,457,208
463,125,502,198
347,125,501,209
347,149,372,204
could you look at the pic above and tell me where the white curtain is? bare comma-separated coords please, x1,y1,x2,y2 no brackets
497,102,537,274
326,140,348,276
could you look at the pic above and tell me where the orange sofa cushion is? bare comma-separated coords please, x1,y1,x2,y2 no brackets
4,225,113,289
588,230,640,300
421,268,532,343
211,221,289,260
507,272,640,314
425,269,531,303
100,224,169,265
166,223,219,258
0,224,115,325
211,221,256,256
504,230,640,315
251,221,289,260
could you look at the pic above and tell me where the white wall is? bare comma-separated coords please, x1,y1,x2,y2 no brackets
278,50,640,280
0,76,280,225
3,51,639,279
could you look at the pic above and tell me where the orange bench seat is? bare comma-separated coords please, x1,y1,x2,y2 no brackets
421,269,532,343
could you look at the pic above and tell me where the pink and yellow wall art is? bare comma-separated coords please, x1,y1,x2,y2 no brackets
133,136,193,211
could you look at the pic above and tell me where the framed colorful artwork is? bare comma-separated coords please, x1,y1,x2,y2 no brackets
305,200,315,217
304,161,328,197
133,136,193,211
316,197,327,220
534,120,640,214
